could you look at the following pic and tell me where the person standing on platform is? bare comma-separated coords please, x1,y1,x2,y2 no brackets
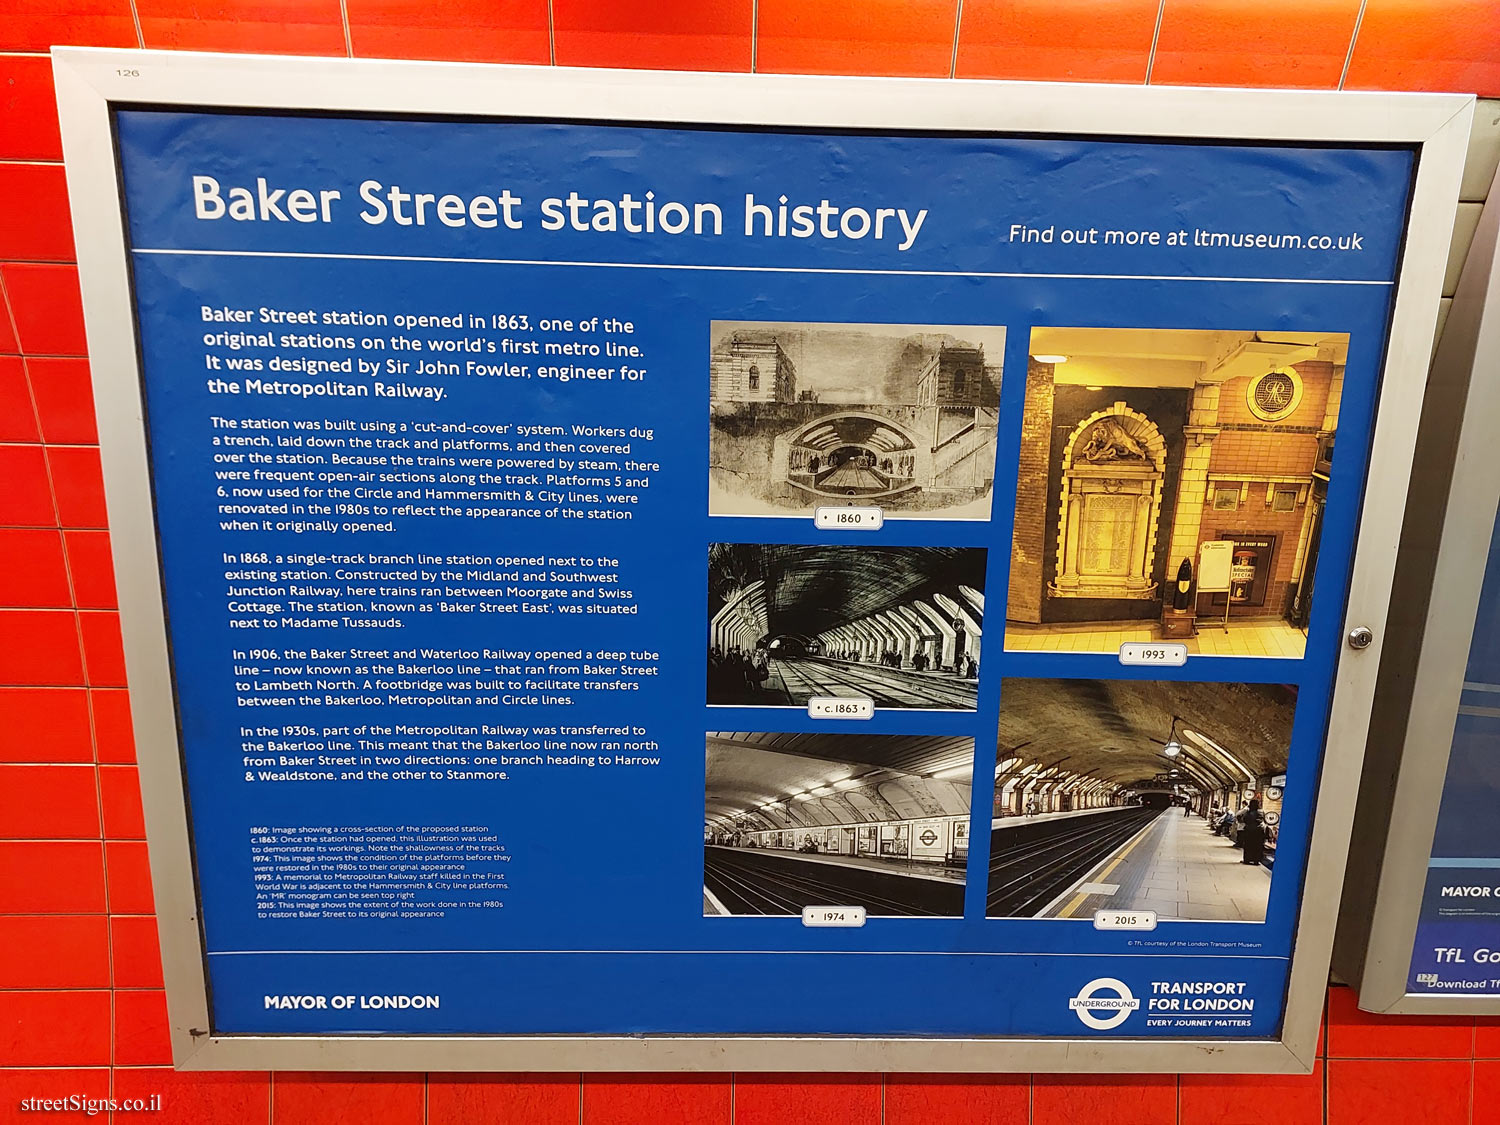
1239,798,1267,865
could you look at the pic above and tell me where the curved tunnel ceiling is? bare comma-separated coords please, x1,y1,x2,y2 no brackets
705,732,974,822
708,545,986,640
996,679,1297,790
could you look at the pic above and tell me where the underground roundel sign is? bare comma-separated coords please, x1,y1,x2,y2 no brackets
919,829,939,846
1068,978,1141,1030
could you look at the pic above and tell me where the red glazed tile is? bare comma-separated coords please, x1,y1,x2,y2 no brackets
105,838,155,913
0,687,92,762
0,839,104,912
1476,1019,1500,1057
0,764,99,837
1326,984,1472,1058
1476,1059,1500,1125
582,1074,732,1125
3,0,137,51
0,610,84,686
886,1075,1030,1125
273,1073,426,1125
1151,0,1360,88
1326,1058,1469,1125
0,528,70,607
0,1069,110,1122
1181,1061,1323,1124
1032,1074,1176,1125
46,445,107,527
0,162,74,260
111,913,165,988
347,0,550,63
0,57,63,161
2,263,87,355
0,915,109,987
1344,0,1500,95
428,1073,581,1125
44,445,106,528
0,990,110,1066
91,687,136,762
0,294,15,354
0,356,39,441
79,610,126,686
28,357,97,444
735,1074,880,1125
99,763,144,838
114,988,172,1065
136,0,348,56
955,0,1157,82
757,0,956,76
0,445,56,525
115,1067,271,1125
64,530,117,609
553,0,753,72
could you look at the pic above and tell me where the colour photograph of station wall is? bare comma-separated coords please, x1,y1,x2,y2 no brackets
707,544,986,710
1006,327,1348,658
709,320,1004,519
703,731,974,917
985,677,1297,923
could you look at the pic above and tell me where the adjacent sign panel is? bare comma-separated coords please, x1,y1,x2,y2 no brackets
1340,163,1500,1014
52,49,1471,1070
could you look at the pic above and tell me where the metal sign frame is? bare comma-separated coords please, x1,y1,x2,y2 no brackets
51,46,1471,1071
1338,163,1500,1015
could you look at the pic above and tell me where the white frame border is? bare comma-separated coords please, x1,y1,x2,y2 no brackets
50,46,1472,1072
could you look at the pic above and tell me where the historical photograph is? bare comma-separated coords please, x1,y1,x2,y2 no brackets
1005,327,1349,658
703,731,974,917
708,544,986,710
709,320,1005,519
985,677,1297,922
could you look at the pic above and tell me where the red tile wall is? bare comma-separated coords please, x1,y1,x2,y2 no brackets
1,3,1496,1122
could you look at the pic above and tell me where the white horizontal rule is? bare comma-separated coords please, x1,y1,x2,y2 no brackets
802,905,867,928
808,696,875,720
1118,642,1189,666
1094,910,1158,931
813,505,884,530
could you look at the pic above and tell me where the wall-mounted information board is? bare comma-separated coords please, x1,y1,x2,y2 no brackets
52,49,1470,1070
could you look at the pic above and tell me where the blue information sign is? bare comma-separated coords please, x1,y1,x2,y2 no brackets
113,106,1413,1040
1408,507,1500,994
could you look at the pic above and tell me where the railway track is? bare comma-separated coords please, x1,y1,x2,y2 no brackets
771,656,980,709
986,807,1163,917
704,847,964,917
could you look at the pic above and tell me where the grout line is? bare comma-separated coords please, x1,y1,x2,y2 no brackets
127,0,144,49
548,0,557,67
750,0,758,73
948,0,964,79
1338,0,1369,90
1144,0,1167,85
339,0,355,58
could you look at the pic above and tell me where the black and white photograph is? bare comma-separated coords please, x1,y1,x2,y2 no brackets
1006,327,1349,658
703,732,974,917
985,678,1298,922
707,544,986,710
709,320,1004,519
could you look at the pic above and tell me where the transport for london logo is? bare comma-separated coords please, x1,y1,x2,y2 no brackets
1069,978,1140,1030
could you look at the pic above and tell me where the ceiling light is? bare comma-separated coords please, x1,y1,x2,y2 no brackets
932,764,972,780
1085,385,1103,391
793,792,814,801
812,786,834,796
832,778,861,790
1162,739,1182,758
1033,353,1068,364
